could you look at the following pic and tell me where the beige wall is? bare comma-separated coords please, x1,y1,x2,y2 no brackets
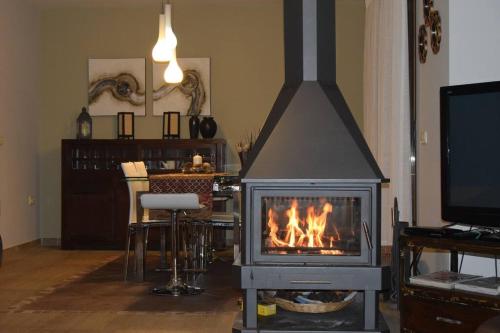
0,0,40,248
336,0,365,129
39,0,365,239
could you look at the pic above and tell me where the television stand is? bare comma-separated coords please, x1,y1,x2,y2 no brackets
480,232,500,242
399,233,500,332
404,226,462,238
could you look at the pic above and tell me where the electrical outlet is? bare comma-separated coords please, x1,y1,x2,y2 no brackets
419,130,428,145
27,195,35,206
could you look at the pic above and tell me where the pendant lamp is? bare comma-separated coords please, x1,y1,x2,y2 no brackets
164,48,184,83
152,3,177,62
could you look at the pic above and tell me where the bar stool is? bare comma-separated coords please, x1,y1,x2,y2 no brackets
140,193,204,296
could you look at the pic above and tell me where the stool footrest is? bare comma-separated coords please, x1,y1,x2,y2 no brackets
151,284,204,296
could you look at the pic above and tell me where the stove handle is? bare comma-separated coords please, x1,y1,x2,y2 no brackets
362,221,373,251
290,280,332,285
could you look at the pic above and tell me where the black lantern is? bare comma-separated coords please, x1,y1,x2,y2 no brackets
76,107,92,139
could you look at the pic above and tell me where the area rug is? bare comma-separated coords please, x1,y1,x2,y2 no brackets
13,253,240,314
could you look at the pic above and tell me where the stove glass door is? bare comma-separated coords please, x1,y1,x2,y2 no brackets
252,188,371,265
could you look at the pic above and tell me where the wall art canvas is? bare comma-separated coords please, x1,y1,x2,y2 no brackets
152,58,210,116
88,58,146,116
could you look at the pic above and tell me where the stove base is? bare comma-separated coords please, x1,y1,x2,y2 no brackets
232,307,389,333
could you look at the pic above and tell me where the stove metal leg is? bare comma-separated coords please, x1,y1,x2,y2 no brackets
364,290,378,330
243,289,258,329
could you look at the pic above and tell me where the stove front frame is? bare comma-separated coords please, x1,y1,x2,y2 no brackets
252,186,372,265
243,180,382,267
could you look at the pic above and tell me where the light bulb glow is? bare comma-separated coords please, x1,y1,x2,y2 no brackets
152,4,178,62
152,14,172,62
164,50,183,83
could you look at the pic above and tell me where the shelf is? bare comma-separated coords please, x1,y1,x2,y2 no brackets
400,234,500,255
401,283,500,310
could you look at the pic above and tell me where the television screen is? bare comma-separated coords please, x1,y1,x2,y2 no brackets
441,81,500,227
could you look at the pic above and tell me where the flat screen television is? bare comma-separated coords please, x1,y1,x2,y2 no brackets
441,81,500,228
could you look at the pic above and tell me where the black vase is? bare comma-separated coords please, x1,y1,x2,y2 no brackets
189,116,200,139
200,117,217,139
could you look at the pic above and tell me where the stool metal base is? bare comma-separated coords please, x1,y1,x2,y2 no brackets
152,284,204,296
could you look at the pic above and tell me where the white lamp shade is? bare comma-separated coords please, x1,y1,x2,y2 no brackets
164,49,184,83
163,4,178,50
152,4,178,62
152,14,170,62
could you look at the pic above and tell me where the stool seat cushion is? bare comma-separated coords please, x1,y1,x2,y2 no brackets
140,193,201,210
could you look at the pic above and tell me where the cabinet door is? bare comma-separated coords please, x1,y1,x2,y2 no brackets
401,295,498,333
62,192,114,248
62,172,116,249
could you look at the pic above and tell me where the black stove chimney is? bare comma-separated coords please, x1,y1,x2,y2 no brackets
241,0,384,182
284,0,336,84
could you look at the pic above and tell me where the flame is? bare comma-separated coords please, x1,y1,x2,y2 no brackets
266,199,342,253
267,208,288,247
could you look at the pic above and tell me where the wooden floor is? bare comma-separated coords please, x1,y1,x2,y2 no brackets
0,242,399,332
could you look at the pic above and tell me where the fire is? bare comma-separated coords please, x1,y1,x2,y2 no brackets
267,199,341,252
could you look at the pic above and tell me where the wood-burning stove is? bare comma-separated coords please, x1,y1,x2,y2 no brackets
232,1,390,331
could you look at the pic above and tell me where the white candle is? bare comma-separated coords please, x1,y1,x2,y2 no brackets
193,154,202,166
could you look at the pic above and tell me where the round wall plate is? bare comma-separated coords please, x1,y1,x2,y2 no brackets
423,0,434,27
418,25,428,64
430,10,442,54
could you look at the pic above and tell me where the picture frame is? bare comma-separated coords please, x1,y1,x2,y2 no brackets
162,112,180,139
152,58,211,116
88,58,146,116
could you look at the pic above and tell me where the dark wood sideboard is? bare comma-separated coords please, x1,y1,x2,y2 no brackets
400,234,500,333
61,139,226,249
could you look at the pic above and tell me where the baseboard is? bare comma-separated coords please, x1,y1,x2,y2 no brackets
40,238,61,247
4,239,41,253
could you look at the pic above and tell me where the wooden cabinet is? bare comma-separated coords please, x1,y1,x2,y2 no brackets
61,139,226,249
399,234,500,333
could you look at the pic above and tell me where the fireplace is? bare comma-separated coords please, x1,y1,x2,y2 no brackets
232,1,390,332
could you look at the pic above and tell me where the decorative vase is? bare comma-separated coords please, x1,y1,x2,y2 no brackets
189,115,200,139
200,116,217,139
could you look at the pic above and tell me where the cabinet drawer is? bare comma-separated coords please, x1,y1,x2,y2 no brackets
401,295,498,333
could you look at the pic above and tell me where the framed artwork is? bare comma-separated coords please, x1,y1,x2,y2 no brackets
88,58,146,116
152,58,210,116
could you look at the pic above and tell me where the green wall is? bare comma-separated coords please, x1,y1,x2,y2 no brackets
39,0,364,239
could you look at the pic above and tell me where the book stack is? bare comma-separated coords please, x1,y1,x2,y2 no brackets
409,271,481,289
455,277,500,296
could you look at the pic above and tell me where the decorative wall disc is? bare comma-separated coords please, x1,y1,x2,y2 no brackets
423,0,434,27
430,10,442,54
418,25,428,64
